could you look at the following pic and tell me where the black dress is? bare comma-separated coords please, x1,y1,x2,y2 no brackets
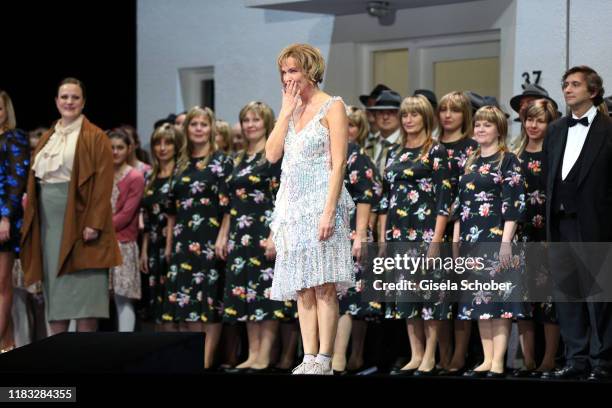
0,129,29,254
379,143,453,320
517,150,556,323
339,142,383,319
163,152,233,323
455,152,527,320
141,174,172,323
222,152,295,322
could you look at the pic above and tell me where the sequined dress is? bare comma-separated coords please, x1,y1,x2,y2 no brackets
270,96,355,301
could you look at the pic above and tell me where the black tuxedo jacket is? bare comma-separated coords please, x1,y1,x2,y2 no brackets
544,111,612,242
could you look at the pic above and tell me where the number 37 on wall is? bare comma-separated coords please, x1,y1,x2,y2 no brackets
522,70,542,85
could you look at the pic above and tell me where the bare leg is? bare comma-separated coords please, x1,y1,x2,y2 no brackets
315,283,339,355
220,324,240,367
538,323,560,372
48,320,70,336
402,319,424,370
75,318,98,332
448,320,471,371
203,322,222,369
252,320,279,369
475,320,493,372
491,319,511,373
0,252,15,350
155,322,179,332
237,322,260,368
418,320,440,372
517,320,536,369
346,320,367,371
437,320,452,369
332,314,352,371
277,322,299,369
297,288,319,355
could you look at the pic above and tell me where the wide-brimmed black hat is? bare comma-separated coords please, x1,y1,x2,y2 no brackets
510,84,558,113
359,84,391,106
466,91,510,118
154,113,177,129
367,90,402,111
413,89,437,108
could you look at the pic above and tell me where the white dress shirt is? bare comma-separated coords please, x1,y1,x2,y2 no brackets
373,128,401,163
561,105,598,180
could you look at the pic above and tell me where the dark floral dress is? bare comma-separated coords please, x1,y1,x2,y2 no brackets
163,152,232,323
0,129,30,254
455,152,527,320
379,142,453,320
141,174,172,323
518,150,557,323
222,152,295,322
338,142,383,319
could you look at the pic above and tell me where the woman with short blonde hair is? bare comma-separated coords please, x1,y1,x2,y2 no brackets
347,106,369,147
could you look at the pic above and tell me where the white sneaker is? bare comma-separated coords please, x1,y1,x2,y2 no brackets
291,361,314,375
308,361,333,375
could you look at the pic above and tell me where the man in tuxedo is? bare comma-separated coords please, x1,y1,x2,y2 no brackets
543,65,612,381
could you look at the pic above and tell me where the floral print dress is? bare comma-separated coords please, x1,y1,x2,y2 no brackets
141,174,173,323
455,152,527,320
379,143,452,320
0,129,30,254
518,150,556,323
338,142,383,319
222,152,295,322
163,152,232,323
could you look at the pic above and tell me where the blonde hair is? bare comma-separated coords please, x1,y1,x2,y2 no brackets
397,95,436,159
437,91,473,138
147,123,184,191
347,106,369,146
277,43,325,84
215,120,234,154
0,90,17,131
514,99,559,158
466,106,509,172
178,106,216,174
235,101,275,166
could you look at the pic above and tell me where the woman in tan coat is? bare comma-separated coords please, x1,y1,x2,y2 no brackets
21,77,122,335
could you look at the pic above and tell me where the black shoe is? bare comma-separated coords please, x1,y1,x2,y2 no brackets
587,367,612,381
333,369,348,376
413,367,439,377
511,368,535,378
486,370,506,379
438,367,466,376
390,367,416,376
542,365,587,380
463,369,488,378
224,367,249,374
245,366,273,374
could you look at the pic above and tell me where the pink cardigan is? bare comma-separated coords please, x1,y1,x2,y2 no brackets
113,168,145,242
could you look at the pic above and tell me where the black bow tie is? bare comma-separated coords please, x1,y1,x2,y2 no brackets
568,116,589,127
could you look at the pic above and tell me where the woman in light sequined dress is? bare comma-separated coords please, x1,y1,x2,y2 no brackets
266,44,355,375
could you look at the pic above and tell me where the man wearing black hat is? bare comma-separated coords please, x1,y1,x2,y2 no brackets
361,84,390,150
542,65,612,381
510,83,558,122
364,89,402,175
413,89,437,109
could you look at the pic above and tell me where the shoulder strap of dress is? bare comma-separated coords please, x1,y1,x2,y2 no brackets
318,96,344,118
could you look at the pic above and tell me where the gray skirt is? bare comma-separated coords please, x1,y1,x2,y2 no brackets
39,182,109,321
